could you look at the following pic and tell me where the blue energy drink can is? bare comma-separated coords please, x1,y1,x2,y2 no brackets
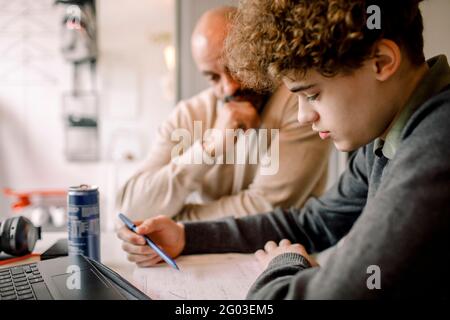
67,184,101,261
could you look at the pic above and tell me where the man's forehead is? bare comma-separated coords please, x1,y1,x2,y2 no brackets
192,34,208,49
198,55,226,74
192,35,225,66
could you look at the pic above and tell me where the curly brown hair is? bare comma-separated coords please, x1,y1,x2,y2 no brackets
225,0,425,91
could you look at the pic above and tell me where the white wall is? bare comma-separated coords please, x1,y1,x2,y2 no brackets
0,0,175,229
421,0,450,60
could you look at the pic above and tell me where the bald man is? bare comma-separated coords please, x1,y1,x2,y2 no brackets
115,6,331,221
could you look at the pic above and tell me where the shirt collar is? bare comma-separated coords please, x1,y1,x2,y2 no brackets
374,55,450,159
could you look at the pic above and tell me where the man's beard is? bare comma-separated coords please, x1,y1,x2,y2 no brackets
223,89,270,113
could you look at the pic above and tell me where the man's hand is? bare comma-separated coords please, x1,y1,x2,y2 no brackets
218,100,261,131
116,215,185,268
255,239,319,270
203,100,260,157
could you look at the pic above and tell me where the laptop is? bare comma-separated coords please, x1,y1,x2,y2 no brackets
0,255,150,300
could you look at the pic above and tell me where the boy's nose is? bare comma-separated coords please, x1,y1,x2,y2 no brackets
297,100,319,126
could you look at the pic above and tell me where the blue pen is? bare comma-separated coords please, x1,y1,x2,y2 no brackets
118,213,179,270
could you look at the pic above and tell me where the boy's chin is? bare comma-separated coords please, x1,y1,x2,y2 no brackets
333,139,363,153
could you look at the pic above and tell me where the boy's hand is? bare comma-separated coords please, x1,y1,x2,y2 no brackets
255,239,319,270
116,215,185,268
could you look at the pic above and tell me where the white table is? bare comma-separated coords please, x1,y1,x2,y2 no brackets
34,232,266,300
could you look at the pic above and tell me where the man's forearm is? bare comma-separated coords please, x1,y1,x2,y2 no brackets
117,141,215,220
175,190,274,221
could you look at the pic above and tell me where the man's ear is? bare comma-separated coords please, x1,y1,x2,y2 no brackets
371,39,402,82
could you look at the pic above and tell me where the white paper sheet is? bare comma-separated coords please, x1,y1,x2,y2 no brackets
133,253,264,300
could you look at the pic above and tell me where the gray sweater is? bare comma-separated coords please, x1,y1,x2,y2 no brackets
182,56,450,299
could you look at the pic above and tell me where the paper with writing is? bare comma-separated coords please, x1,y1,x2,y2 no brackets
133,253,263,300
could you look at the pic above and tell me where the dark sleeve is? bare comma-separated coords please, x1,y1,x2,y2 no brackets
246,100,450,299
182,145,369,255
246,253,312,299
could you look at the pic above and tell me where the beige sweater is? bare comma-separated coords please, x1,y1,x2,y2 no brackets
116,86,331,221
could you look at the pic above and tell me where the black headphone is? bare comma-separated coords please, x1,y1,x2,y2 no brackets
0,216,41,256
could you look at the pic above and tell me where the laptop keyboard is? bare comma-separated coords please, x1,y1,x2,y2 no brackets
0,263,44,300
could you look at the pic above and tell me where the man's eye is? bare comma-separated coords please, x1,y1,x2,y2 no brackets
208,75,220,82
306,93,319,102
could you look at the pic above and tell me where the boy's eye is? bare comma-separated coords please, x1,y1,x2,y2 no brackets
306,93,319,102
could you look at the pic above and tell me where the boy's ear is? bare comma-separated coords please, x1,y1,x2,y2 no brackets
371,39,402,82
